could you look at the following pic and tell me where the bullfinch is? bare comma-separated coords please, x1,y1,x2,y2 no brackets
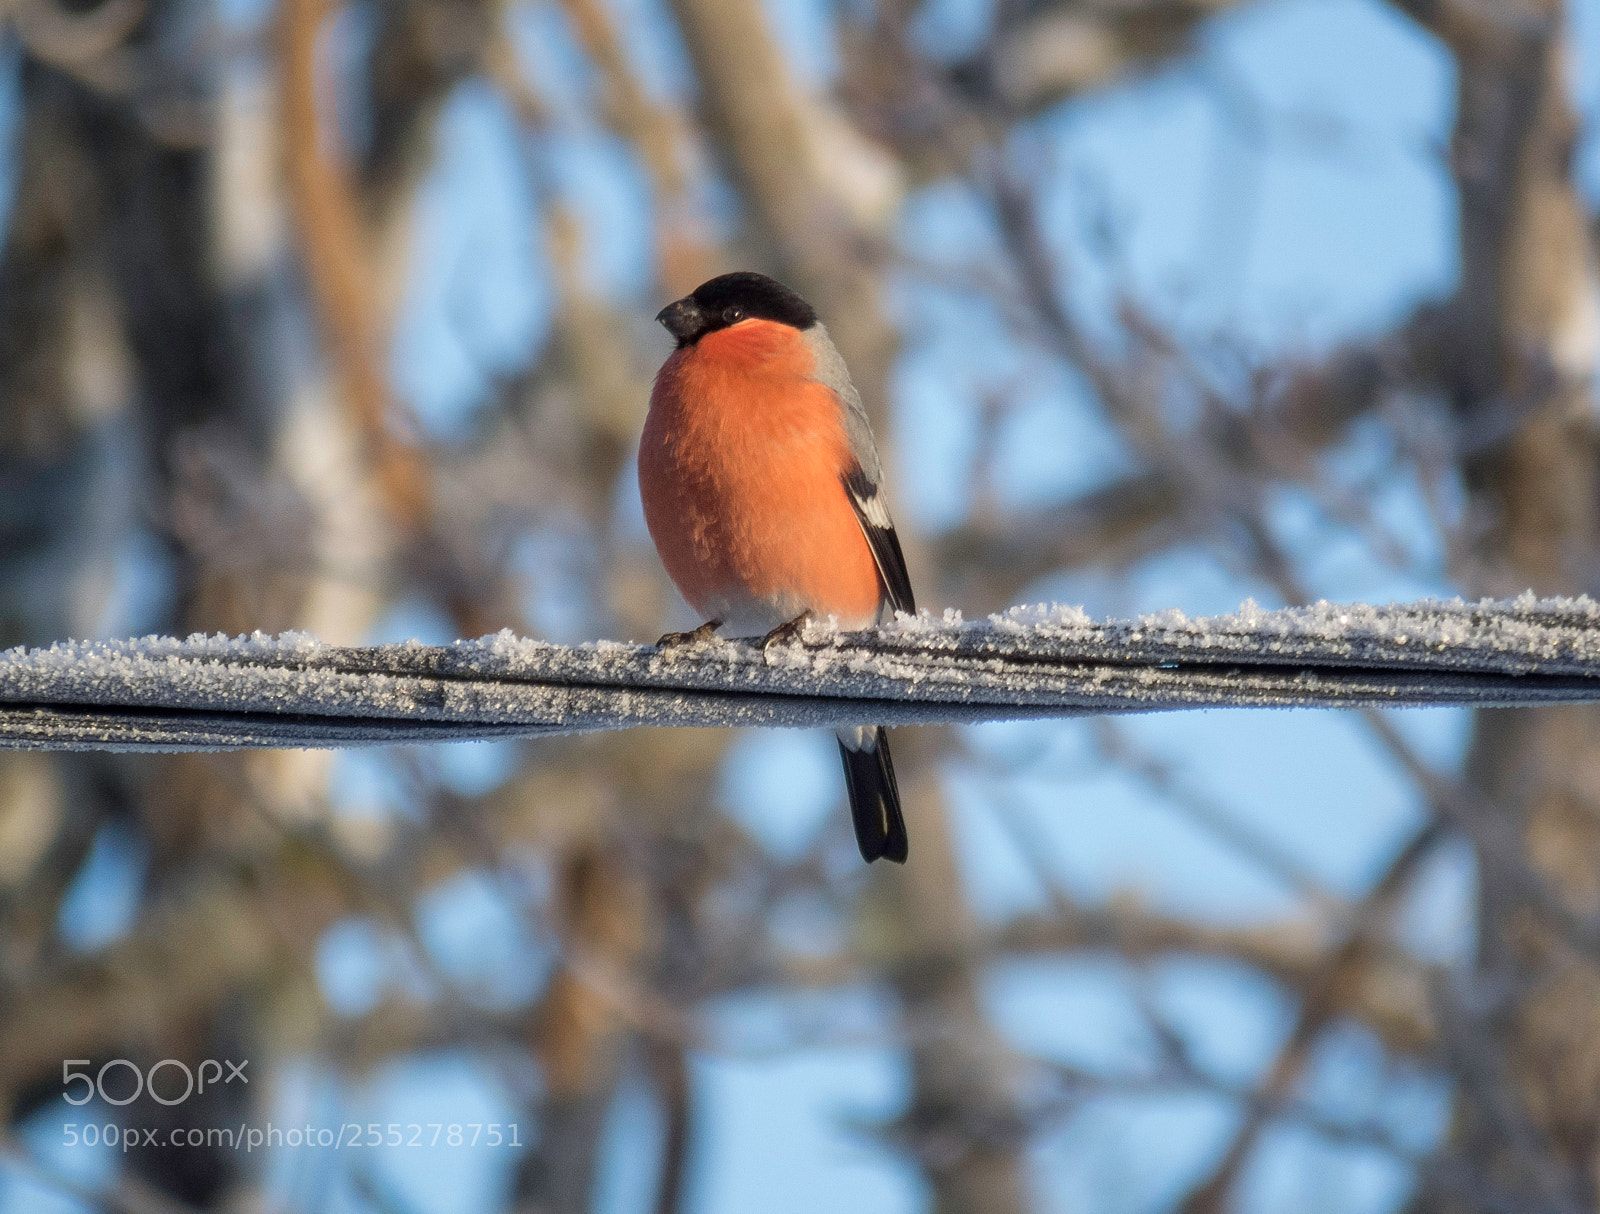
638,272,914,864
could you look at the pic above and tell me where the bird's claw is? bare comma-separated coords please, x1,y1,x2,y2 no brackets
656,619,721,648
758,612,814,650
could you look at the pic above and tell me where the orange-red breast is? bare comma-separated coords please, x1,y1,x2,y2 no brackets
638,272,914,863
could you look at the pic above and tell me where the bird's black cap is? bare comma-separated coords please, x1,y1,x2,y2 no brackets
656,272,818,347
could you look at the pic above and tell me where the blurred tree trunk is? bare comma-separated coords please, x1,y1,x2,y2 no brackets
0,15,275,1204
519,843,649,1213
0,0,488,1201
1410,1,1600,1207
878,741,1030,1214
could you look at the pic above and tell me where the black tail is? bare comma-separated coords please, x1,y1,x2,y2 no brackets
838,727,908,864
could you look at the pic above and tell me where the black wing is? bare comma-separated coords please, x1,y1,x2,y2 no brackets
843,464,915,616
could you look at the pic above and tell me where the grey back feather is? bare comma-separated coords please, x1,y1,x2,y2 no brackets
802,323,915,617
804,324,884,485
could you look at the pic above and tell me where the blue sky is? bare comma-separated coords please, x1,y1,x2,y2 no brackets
10,0,1600,1211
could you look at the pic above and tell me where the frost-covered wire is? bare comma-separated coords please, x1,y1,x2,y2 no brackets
6,595,1600,751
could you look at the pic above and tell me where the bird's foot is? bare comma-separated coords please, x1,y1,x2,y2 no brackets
758,611,814,650
657,619,722,648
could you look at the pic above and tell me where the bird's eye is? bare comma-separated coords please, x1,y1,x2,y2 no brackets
723,306,743,324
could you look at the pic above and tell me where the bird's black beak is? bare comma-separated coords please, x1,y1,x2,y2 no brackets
656,297,705,345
